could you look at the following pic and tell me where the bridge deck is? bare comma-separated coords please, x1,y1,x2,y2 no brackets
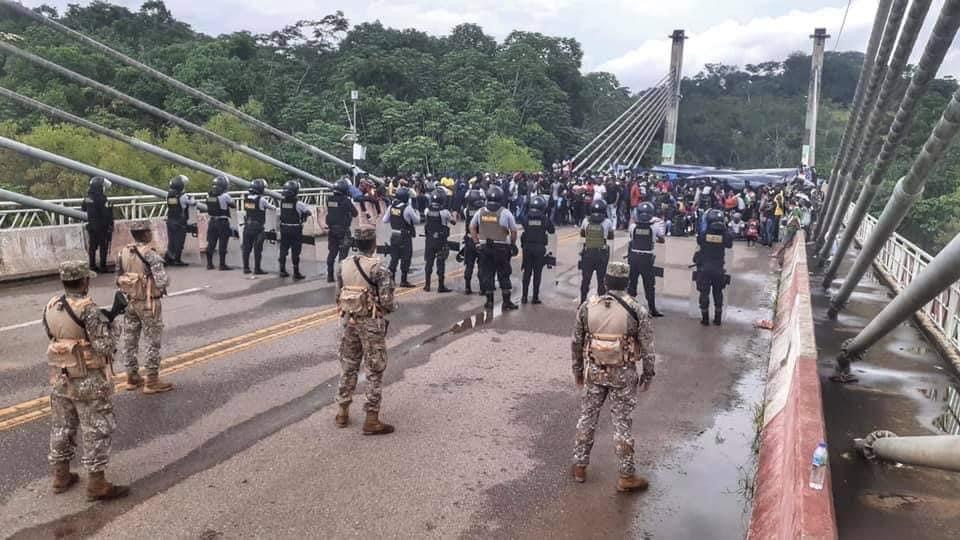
0,229,776,538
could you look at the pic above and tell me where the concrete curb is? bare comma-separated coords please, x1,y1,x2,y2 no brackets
748,232,838,539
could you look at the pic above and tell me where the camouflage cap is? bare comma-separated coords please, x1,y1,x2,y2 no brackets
354,224,376,241
129,220,152,232
59,260,96,281
606,261,629,279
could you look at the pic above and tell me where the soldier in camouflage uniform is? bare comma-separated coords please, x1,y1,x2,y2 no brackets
334,224,398,435
43,261,129,501
116,220,174,394
570,261,656,492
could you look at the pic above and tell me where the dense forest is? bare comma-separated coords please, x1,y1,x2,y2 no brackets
0,1,959,251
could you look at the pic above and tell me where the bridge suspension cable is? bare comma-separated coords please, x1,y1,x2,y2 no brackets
600,85,672,171
0,41,329,190
0,0,375,184
585,83,672,172
620,90,672,168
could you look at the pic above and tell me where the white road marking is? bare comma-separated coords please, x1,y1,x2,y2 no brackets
0,319,40,332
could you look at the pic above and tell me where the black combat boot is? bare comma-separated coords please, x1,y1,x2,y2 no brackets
278,258,289,278
713,310,722,326
484,293,495,309
293,265,305,281
436,276,451,293
206,252,215,270
531,295,542,305
502,291,519,311
399,274,414,288
218,253,232,271
700,310,710,326
243,266,252,274
423,274,432,292
254,255,267,275
464,284,473,295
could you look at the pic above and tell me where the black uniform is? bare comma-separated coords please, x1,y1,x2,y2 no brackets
520,207,554,304
462,190,484,294
241,192,269,273
696,223,734,325
279,198,311,279
81,189,113,272
388,200,417,284
627,221,663,316
325,192,357,281
165,190,189,265
423,204,454,292
205,192,234,270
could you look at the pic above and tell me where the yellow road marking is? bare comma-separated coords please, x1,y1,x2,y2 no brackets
0,230,581,432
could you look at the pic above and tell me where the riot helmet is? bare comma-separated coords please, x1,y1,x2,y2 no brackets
706,209,726,233
169,174,188,193
528,195,548,218
282,180,301,199
395,186,411,204
635,202,655,224
466,188,486,210
429,188,447,211
89,176,111,194
485,185,505,212
588,199,607,223
334,178,351,195
211,176,229,196
249,178,267,195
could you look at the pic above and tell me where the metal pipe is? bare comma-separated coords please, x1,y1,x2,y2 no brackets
855,431,960,472
0,186,86,221
577,84,669,173
622,93,671,168
661,30,686,165
830,85,960,319
0,41,330,189
0,86,291,199
817,0,907,264
570,73,669,164
597,85,672,171
816,0,893,241
0,0,378,184
823,0,944,294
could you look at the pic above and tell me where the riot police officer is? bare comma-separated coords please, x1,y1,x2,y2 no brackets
325,178,359,282
423,188,456,293
579,199,615,303
241,179,276,275
460,186,485,294
520,195,554,304
205,176,235,271
470,185,520,310
627,202,665,317
164,175,194,266
695,209,734,326
81,176,114,273
383,186,420,287
278,181,312,280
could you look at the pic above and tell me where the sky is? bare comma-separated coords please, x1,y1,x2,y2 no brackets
22,0,960,93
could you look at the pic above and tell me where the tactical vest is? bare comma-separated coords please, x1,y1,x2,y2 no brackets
464,208,477,233
478,207,508,243
43,295,108,380
280,200,301,227
339,255,383,318
584,295,635,366
325,194,351,228
390,202,414,235
523,216,548,245
425,209,447,239
583,222,607,250
167,191,185,223
700,232,727,265
630,224,654,253
244,193,266,224
206,192,228,218
116,244,161,301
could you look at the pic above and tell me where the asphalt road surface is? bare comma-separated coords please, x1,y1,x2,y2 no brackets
0,227,775,539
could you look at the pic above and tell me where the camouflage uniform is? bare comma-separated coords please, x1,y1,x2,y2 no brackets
571,262,656,476
116,226,169,378
335,226,397,413
44,262,117,473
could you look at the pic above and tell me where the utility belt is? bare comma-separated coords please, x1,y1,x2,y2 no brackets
245,219,265,227
391,229,412,238
211,215,230,221
46,338,110,382
280,222,303,228
629,248,654,255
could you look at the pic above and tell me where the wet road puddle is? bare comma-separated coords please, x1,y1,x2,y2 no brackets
419,307,504,346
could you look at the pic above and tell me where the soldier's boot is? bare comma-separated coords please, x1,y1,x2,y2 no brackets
242,254,251,274
464,284,473,295
502,291,519,311
484,293,495,309
436,276,451,294
616,474,650,493
86,471,130,501
51,462,79,494
399,274,414,288
218,253,232,271
206,252,215,270
334,403,350,428
142,374,173,394
423,274,432,292
713,310,723,326
278,258,290,278
531,296,542,305
649,299,664,318
124,372,144,391
293,265,306,281
700,310,710,326
254,254,267,275
362,411,395,436
572,464,587,483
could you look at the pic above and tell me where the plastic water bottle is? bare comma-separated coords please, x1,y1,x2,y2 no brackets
809,442,828,490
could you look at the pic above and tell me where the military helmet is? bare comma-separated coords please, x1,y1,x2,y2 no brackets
353,224,376,241
635,201,655,224
129,220,152,232
59,260,97,281
395,186,411,203
606,261,630,279
485,185,505,211
334,178,351,195
89,176,111,193
250,178,267,195
169,174,188,192
466,188,486,210
211,176,229,195
282,180,301,199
